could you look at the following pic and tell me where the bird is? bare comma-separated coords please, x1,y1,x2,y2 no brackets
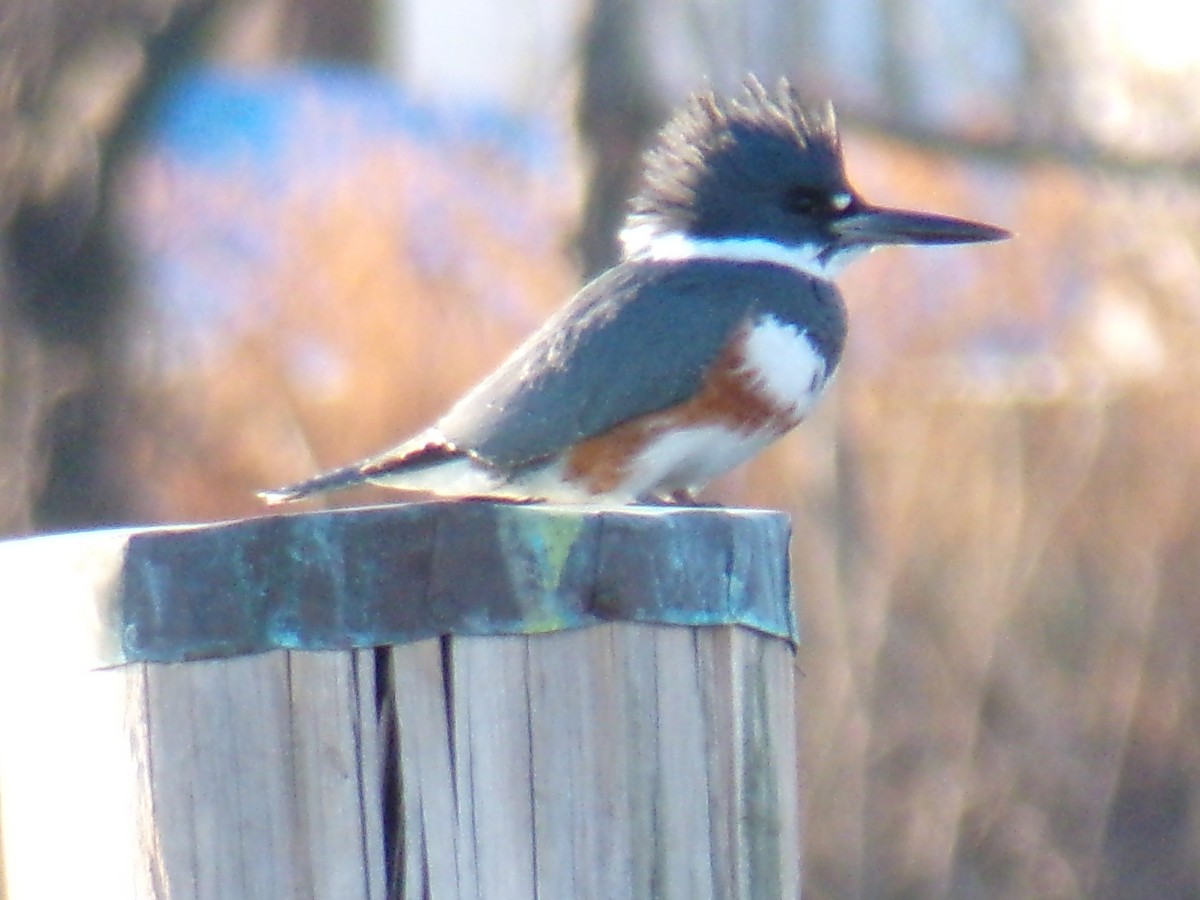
259,77,1009,508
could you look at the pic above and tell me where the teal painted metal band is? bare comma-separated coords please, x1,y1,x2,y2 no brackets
2,502,795,667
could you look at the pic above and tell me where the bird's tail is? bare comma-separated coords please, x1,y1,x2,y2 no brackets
257,461,374,505
257,441,467,505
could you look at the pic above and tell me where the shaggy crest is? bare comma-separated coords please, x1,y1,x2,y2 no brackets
621,77,843,252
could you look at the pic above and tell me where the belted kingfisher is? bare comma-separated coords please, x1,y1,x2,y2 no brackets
260,77,1008,507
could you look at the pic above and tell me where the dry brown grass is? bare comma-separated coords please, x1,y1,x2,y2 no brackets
782,147,1200,898
118,119,1200,898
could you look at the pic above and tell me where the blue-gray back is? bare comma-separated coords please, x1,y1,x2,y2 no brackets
437,258,847,471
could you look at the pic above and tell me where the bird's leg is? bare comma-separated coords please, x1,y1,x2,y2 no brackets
638,488,722,507
455,494,545,505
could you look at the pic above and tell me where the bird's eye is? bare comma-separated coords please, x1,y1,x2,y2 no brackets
783,186,823,215
783,187,854,217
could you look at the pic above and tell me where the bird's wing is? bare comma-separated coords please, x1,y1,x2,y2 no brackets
437,258,837,472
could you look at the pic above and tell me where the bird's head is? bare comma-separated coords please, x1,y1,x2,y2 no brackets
620,77,1009,277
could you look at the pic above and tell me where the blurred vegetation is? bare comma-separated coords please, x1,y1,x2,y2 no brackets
4,1,1200,899
117,70,577,520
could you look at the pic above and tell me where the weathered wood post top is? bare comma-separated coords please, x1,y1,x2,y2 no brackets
0,501,802,899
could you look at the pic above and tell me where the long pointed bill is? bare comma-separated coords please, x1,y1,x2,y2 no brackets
832,205,1011,246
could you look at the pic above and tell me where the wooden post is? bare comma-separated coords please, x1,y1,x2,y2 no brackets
0,502,801,899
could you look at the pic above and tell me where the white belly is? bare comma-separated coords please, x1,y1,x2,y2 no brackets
503,424,779,504
623,424,780,496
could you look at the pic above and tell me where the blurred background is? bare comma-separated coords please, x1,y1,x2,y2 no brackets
2,0,1199,896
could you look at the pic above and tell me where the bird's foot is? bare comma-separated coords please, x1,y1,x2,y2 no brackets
638,489,724,508
455,494,545,505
